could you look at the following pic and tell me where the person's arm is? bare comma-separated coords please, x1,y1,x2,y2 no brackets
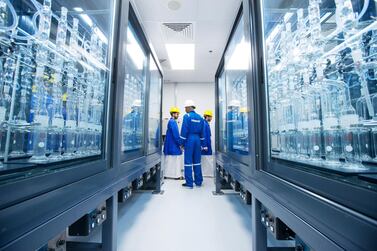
200,119,207,149
171,120,181,146
180,114,189,146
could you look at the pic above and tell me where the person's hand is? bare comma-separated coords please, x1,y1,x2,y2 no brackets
180,146,184,151
202,147,208,151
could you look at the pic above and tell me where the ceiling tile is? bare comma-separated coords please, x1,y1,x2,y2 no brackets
133,0,240,83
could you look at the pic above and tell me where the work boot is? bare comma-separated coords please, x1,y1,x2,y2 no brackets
182,183,193,189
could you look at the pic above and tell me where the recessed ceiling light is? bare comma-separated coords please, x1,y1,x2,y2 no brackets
166,43,195,70
168,0,181,11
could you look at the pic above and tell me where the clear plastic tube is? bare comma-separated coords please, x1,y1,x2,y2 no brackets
356,0,370,21
0,0,18,32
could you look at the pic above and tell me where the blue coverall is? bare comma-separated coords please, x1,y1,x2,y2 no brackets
163,118,182,155
124,110,142,150
201,120,212,155
180,111,206,187
226,109,238,153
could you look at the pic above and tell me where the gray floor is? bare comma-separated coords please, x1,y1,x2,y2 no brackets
116,178,253,251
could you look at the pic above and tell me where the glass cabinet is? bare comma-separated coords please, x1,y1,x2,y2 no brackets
261,0,377,181
121,22,147,155
147,56,162,154
218,13,250,157
0,0,114,181
218,71,227,153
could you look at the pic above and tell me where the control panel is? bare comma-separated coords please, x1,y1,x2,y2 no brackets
118,185,133,203
261,207,294,240
68,203,106,236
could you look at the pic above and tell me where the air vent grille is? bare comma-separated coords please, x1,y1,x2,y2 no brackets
161,22,194,42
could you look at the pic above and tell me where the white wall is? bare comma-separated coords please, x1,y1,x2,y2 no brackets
162,82,215,149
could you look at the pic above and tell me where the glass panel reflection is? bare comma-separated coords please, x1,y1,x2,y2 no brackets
147,58,161,154
222,15,249,155
122,24,146,153
263,0,377,172
0,0,113,168
218,72,227,153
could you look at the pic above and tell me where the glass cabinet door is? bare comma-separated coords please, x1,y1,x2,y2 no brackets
0,0,114,179
218,71,227,153
147,57,162,154
121,22,147,156
220,14,250,157
262,0,377,177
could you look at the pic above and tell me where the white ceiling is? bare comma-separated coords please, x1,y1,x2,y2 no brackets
132,0,241,83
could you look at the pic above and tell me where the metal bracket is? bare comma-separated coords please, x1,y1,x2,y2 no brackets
212,191,225,195
152,190,165,195
66,241,102,251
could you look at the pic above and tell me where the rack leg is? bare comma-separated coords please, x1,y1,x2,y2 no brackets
152,164,164,195
213,165,224,195
252,196,267,251
102,194,117,251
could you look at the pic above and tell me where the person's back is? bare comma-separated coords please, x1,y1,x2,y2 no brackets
181,111,205,137
180,100,206,188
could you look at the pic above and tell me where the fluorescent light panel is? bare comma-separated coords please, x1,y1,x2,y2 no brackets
94,27,108,44
74,7,108,44
74,7,93,27
320,12,333,23
225,38,248,70
283,12,294,22
165,44,195,70
127,28,145,70
266,24,282,44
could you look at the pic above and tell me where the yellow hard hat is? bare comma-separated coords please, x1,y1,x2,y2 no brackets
170,107,180,113
240,107,248,113
203,110,213,117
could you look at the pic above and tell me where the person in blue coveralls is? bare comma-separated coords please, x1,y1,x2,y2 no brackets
226,99,241,153
123,99,143,151
201,110,214,177
180,100,207,188
163,107,183,179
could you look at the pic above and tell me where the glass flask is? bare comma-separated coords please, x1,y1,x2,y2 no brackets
29,0,52,163
358,127,372,161
321,83,342,166
49,10,67,161
63,62,78,159
10,43,33,158
341,125,366,170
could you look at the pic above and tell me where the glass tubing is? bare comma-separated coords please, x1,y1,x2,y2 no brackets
0,0,107,166
267,0,377,170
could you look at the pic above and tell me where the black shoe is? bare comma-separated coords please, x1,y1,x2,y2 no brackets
182,183,193,189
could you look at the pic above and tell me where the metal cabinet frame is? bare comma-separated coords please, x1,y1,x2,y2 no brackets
215,0,377,250
0,1,164,250
0,0,119,211
215,3,256,182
